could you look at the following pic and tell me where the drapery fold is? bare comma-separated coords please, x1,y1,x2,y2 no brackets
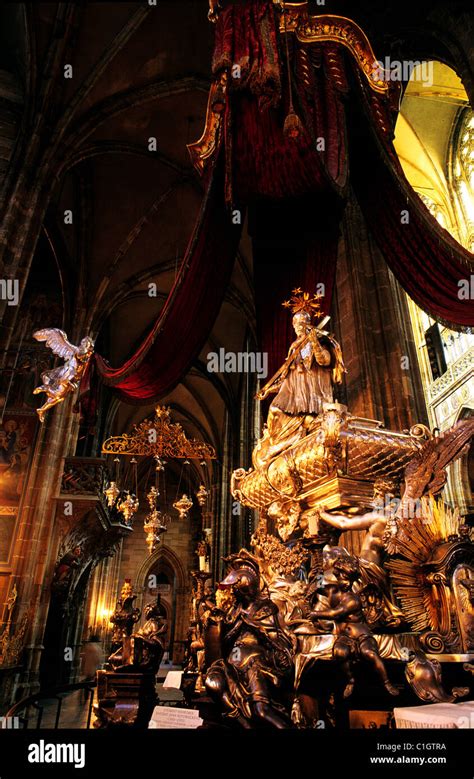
214,3,349,374
349,71,474,328
88,155,242,403
212,0,474,330
212,0,282,111
82,0,473,415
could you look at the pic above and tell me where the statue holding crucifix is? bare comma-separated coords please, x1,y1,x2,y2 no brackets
257,289,345,413
253,290,345,469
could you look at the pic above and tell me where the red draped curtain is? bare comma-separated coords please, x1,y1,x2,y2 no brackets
84,0,474,412
348,78,474,328
88,157,242,404
251,196,342,380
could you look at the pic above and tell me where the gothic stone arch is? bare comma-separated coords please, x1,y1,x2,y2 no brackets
135,545,190,663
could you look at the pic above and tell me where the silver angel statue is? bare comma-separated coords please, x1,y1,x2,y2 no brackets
32,329,94,422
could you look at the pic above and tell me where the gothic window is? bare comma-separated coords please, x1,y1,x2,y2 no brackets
418,194,447,228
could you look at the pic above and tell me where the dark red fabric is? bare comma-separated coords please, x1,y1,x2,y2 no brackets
251,196,342,380
221,38,349,200
212,0,282,111
91,157,242,403
233,92,319,200
214,3,348,375
232,88,345,202
349,69,474,328
88,2,347,407
294,43,349,192
221,1,474,327
213,1,348,202
85,3,473,413
76,355,99,427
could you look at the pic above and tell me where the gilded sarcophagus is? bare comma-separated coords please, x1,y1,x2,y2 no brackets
231,404,426,511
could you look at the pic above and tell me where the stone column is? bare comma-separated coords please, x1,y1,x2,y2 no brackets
8,394,78,696
334,195,428,431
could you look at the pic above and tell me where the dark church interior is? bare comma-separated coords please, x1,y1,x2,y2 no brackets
0,0,473,762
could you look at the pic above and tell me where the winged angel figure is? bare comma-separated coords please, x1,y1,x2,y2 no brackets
384,419,474,553
32,329,94,422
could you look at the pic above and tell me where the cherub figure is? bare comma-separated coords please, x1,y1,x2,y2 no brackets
33,329,94,422
308,554,399,699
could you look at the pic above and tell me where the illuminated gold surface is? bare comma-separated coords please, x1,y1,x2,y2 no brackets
387,496,474,653
196,484,209,506
277,9,388,94
104,481,120,507
232,406,421,510
173,493,193,519
207,0,222,23
116,492,139,523
187,74,225,174
102,405,216,460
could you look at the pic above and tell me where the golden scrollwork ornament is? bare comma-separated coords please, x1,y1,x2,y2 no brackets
102,405,216,460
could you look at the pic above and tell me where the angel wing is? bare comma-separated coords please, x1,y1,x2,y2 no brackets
385,420,474,554
425,420,474,494
33,329,77,361
401,419,474,507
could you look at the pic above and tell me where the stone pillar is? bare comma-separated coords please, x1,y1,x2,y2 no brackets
8,394,78,697
334,196,428,431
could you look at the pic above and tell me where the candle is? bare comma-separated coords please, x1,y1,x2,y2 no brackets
307,513,319,536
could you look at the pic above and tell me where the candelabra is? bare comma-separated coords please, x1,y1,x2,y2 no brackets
173,493,193,520
144,485,170,553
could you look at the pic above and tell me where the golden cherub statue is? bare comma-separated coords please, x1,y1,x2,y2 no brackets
32,329,94,422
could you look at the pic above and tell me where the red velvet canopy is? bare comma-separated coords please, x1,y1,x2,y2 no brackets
86,0,473,409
